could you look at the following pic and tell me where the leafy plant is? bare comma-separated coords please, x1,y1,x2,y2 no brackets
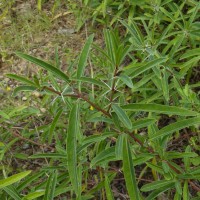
1,0,200,199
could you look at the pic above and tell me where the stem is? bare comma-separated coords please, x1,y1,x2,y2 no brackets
11,129,54,151
43,86,111,117
107,66,119,112
43,87,150,149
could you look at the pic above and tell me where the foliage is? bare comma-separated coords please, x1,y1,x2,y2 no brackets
0,0,200,199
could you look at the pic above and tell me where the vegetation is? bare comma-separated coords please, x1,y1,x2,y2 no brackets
0,0,200,199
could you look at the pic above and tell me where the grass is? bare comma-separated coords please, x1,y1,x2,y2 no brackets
0,0,200,199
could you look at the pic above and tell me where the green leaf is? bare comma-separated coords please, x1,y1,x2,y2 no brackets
121,103,198,116
166,152,198,159
22,190,45,200
120,20,143,46
0,110,10,120
175,181,182,195
118,74,133,88
115,134,125,160
123,135,140,200
141,180,175,192
15,52,70,83
3,186,22,200
44,171,58,200
66,104,79,195
183,181,189,200
29,153,66,159
17,171,44,191
112,104,132,129
77,34,94,78
48,109,63,144
129,58,167,78
13,85,37,96
0,171,31,189
150,117,200,140
180,48,200,59
76,77,109,88
146,183,175,200
82,132,116,145
131,118,156,130
6,74,36,86
91,147,116,167
104,176,114,200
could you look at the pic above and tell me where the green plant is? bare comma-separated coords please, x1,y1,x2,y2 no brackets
1,0,200,199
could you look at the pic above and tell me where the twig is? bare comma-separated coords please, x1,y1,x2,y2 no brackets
107,67,119,112
11,129,54,151
189,180,200,192
43,86,111,117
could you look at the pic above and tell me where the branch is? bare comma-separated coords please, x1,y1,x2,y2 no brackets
11,129,54,151
43,86,111,117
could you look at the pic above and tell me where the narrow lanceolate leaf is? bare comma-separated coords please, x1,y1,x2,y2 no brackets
141,180,175,192
120,20,143,46
77,34,94,78
118,74,133,88
131,118,156,130
66,104,79,195
17,171,44,191
0,111,10,120
13,85,37,96
6,74,36,86
0,171,31,189
76,77,109,88
15,52,70,83
48,109,63,144
150,117,200,140
146,183,175,200
3,186,22,200
44,171,58,200
91,147,116,167
129,58,167,78
121,103,198,116
105,176,114,200
29,153,66,159
180,48,200,59
123,136,140,200
22,190,45,200
112,105,132,129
